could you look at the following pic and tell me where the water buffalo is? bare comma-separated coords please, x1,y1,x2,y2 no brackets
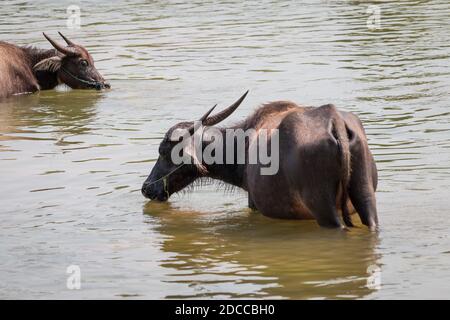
0,32,110,99
141,92,378,229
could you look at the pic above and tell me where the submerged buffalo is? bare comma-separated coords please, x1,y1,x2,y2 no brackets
0,32,110,99
142,92,378,229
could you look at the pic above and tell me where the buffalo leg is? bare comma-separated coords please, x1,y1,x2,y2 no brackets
248,194,257,210
349,145,378,229
307,196,343,228
349,186,377,229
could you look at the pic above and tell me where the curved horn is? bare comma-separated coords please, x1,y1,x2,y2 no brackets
203,90,249,126
200,104,217,122
58,32,76,46
188,104,217,135
43,32,78,56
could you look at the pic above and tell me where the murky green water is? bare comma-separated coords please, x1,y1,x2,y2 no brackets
1,0,450,299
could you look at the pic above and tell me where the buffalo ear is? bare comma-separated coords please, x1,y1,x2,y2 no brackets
33,56,62,73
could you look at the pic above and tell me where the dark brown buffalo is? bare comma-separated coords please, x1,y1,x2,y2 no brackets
142,92,378,229
0,32,110,99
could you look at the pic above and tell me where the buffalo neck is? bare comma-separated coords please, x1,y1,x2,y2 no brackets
201,126,248,190
21,46,59,89
21,47,57,68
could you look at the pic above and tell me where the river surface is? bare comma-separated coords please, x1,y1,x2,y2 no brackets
1,0,450,299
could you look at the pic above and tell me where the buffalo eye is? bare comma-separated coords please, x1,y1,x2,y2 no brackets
80,59,89,67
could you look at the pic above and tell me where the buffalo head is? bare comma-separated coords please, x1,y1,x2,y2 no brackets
141,91,248,201
33,32,110,90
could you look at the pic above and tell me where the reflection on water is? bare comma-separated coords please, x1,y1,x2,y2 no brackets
144,202,380,299
1,0,450,299
0,90,101,140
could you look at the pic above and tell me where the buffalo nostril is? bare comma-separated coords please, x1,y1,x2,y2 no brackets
141,184,148,196
104,82,111,89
